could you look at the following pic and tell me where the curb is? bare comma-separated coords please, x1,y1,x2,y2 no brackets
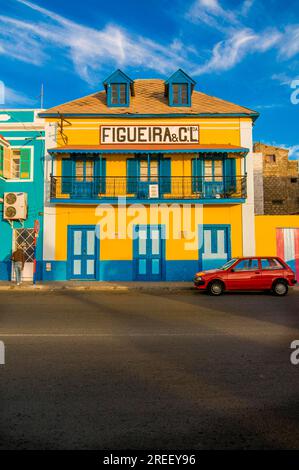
0,284,194,293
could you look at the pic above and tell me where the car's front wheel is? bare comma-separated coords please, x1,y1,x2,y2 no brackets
208,280,224,296
272,280,288,296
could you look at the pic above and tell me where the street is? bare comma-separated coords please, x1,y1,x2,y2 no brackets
0,289,299,449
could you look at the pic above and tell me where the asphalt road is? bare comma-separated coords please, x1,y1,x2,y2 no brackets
0,289,299,450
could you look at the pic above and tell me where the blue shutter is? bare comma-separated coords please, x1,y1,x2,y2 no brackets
224,158,236,193
127,159,138,194
159,157,171,194
62,158,73,194
94,158,106,194
192,157,203,192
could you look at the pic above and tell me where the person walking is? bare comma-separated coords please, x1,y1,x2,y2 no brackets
11,247,25,286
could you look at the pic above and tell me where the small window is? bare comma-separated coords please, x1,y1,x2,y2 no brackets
261,258,284,270
234,259,259,271
171,83,189,105
9,148,31,180
110,83,128,106
111,84,118,104
291,177,297,183
12,150,21,178
272,199,284,205
266,154,276,163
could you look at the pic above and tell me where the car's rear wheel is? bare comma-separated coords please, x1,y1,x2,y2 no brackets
208,280,224,296
272,280,288,296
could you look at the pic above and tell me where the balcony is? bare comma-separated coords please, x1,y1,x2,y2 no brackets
50,176,247,203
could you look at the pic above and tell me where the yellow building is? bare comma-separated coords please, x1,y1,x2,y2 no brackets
41,69,259,281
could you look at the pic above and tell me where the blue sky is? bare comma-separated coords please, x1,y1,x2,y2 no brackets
0,0,299,158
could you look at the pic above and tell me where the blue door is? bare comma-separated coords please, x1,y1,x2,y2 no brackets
199,225,231,271
68,226,98,279
134,225,164,281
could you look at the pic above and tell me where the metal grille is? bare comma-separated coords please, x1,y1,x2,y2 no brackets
50,175,247,200
14,228,35,262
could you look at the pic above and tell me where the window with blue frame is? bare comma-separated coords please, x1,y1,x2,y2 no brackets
61,157,106,197
172,83,189,105
165,69,195,107
103,70,133,108
126,155,171,197
111,83,128,106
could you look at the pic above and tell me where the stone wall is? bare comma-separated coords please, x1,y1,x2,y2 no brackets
253,143,299,215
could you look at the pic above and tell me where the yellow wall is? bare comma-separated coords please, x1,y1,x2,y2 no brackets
255,215,299,256
50,117,245,148
55,204,243,261
48,115,249,263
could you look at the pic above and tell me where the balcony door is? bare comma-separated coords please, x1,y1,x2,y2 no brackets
192,156,236,198
127,155,171,199
68,225,98,280
72,160,94,199
138,159,159,198
61,157,106,199
204,159,224,197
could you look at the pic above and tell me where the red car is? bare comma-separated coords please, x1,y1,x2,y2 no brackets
194,257,296,296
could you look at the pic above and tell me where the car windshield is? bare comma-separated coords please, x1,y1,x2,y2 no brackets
219,259,238,270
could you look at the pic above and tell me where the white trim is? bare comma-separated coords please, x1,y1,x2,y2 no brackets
0,108,44,111
2,136,45,140
0,125,45,129
43,122,57,260
240,120,255,256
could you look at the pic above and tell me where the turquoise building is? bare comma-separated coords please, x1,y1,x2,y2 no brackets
0,109,45,280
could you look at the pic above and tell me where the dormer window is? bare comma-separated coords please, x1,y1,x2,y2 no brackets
111,83,127,105
103,70,134,108
165,69,196,107
172,83,188,105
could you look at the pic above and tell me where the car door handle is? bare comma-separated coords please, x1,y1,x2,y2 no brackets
255,271,260,274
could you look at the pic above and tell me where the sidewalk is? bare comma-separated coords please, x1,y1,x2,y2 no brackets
0,281,193,292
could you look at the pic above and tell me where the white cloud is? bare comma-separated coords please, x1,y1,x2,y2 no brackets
187,0,255,31
240,0,255,16
193,28,281,75
187,0,239,31
288,145,299,160
3,87,35,106
278,25,299,59
0,0,195,84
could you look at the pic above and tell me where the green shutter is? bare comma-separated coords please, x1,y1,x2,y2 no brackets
127,159,138,194
192,157,203,192
94,158,106,194
20,148,31,179
159,157,171,193
0,146,3,177
224,158,236,193
62,158,73,193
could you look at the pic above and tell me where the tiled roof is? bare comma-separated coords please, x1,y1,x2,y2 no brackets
41,79,258,117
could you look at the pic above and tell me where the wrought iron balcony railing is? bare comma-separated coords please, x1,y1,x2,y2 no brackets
50,176,247,201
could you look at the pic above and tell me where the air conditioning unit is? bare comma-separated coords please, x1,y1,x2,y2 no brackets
3,192,28,220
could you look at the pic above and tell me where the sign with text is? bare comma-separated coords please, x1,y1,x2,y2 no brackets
100,125,199,145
